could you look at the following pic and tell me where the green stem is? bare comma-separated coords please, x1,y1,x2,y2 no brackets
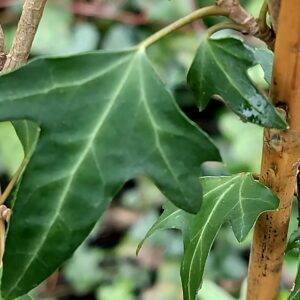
206,22,248,37
138,6,229,49
258,0,269,33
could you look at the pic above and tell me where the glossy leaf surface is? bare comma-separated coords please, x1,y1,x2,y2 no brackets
139,174,279,300
0,49,221,299
187,37,286,129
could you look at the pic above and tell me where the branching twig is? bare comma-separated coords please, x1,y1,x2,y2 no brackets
217,0,275,48
2,0,48,72
217,0,259,34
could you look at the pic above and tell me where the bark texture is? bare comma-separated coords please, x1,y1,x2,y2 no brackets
247,1,300,299
2,0,47,72
217,0,274,47
0,25,6,70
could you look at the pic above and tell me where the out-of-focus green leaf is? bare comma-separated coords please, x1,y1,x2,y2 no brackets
134,0,193,22
33,4,99,55
96,281,135,300
0,122,23,175
64,246,103,293
0,49,220,299
197,280,235,300
102,25,136,50
289,257,300,299
188,37,286,129
218,113,263,173
139,174,279,300
33,4,73,55
71,23,100,54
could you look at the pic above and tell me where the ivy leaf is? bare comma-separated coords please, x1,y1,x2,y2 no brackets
0,49,221,299
289,258,300,300
137,201,192,255
139,174,279,300
187,37,286,129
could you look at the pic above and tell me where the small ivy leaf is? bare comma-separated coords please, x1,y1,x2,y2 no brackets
187,37,286,129
139,173,279,300
0,49,221,299
289,257,300,300
254,48,274,85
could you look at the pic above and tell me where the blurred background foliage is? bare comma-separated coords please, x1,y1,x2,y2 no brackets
0,0,298,299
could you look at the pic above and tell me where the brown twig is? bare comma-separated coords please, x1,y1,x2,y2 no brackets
247,0,300,298
0,204,11,267
0,25,6,71
2,0,48,72
217,0,275,48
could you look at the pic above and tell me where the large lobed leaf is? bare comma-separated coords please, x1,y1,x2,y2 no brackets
139,174,279,300
187,37,286,129
0,49,221,299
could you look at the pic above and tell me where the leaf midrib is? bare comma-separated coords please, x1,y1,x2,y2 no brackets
4,55,137,297
138,56,188,204
2,54,133,105
185,181,236,300
206,43,264,116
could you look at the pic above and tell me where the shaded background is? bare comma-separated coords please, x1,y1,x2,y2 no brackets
0,0,298,299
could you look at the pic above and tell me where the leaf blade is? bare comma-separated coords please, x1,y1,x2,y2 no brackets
187,37,286,129
139,174,279,300
0,49,221,298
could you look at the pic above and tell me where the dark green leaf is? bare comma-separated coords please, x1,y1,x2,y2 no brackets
139,173,279,300
187,37,286,129
0,49,220,299
137,201,192,255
